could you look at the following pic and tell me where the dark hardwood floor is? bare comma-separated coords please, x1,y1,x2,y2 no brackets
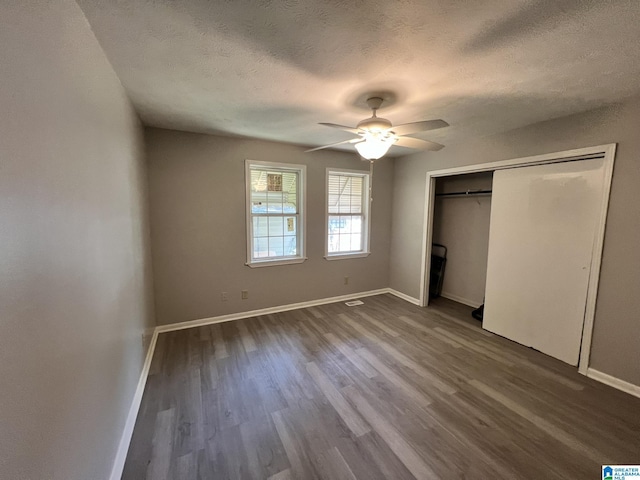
123,294,640,479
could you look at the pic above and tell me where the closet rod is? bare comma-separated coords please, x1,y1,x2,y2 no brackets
435,189,492,197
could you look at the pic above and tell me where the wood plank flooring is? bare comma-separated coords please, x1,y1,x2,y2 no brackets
123,295,640,479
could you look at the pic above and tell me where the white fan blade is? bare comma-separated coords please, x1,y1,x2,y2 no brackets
390,119,449,136
394,136,445,151
305,138,360,153
319,123,361,134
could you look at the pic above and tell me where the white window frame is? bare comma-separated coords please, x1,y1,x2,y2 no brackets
245,160,307,268
325,168,371,260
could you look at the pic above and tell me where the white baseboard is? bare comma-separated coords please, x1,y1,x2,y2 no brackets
586,368,640,399
440,292,481,308
387,288,421,306
109,330,159,480
156,288,390,333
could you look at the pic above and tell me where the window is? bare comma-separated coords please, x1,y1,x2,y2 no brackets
245,160,306,267
326,169,371,259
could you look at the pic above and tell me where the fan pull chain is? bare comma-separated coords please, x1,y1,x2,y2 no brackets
369,160,374,203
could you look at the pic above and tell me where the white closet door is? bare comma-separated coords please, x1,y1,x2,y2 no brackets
483,158,605,365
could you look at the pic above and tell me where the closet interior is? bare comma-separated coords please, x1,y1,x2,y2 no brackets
431,171,493,311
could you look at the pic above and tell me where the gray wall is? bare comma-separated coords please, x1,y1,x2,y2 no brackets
433,173,493,306
146,128,393,325
390,97,640,387
0,2,155,479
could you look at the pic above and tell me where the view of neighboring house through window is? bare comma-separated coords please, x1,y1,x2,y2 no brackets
245,160,306,267
326,169,370,258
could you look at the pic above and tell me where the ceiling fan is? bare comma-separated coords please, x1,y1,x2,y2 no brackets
306,97,449,160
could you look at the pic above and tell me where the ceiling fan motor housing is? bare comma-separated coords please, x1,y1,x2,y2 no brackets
357,116,393,132
358,97,393,132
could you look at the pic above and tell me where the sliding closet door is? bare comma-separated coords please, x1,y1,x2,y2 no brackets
483,158,605,365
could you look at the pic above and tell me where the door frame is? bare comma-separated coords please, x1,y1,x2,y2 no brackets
419,143,617,374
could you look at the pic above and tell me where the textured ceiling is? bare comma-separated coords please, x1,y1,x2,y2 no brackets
77,0,640,154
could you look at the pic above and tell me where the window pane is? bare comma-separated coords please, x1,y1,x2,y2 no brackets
284,236,297,256
328,179,341,213
327,214,366,253
267,190,283,214
328,175,346,214
351,215,362,234
340,216,352,234
348,177,363,214
267,173,283,192
268,236,284,257
253,237,269,258
338,177,352,214
338,201,351,214
251,168,300,215
328,174,364,215
351,176,363,196
328,215,342,234
338,234,352,252
251,170,266,193
282,171,297,211
251,201,265,214
268,216,284,237
284,216,297,236
350,233,362,251
328,216,340,252
350,185,362,214
253,216,268,237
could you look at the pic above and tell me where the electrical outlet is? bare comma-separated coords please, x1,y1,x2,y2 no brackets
344,276,349,285
241,290,249,300
221,292,228,302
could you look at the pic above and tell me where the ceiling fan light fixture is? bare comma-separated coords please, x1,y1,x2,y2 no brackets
354,134,397,160
310,96,448,157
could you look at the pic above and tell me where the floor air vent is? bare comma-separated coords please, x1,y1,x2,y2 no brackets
345,300,364,306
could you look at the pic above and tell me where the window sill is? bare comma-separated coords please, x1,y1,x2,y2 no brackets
246,257,307,268
324,252,371,261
